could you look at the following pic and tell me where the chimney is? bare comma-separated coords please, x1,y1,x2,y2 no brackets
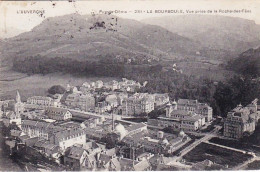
112,111,115,131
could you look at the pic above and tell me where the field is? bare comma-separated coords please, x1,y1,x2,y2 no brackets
183,142,253,168
0,68,118,101
246,160,260,170
161,55,234,82
177,61,234,81
209,137,260,155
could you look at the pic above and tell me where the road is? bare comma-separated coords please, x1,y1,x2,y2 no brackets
172,126,220,162
203,140,250,154
176,133,214,159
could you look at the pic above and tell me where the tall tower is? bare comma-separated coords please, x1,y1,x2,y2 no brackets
166,102,173,117
112,110,115,131
14,90,24,115
16,90,21,103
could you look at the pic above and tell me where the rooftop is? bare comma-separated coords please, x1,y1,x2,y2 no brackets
126,123,147,132
53,127,85,141
178,99,198,105
65,146,86,160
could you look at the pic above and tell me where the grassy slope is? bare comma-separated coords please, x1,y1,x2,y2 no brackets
0,69,118,101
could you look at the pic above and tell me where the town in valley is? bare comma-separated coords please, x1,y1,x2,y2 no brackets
1,1,260,171
1,77,260,171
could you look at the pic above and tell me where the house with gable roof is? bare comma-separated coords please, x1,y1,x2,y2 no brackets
64,145,89,170
2,111,21,127
45,107,72,121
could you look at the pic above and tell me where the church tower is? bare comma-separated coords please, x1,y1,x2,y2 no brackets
14,90,24,115
16,90,21,103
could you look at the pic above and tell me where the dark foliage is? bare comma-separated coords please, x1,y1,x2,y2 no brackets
48,85,66,95
162,126,180,134
148,108,166,119
100,133,119,149
213,76,260,117
226,47,260,78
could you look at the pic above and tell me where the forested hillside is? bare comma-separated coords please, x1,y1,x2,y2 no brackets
227,47,260,77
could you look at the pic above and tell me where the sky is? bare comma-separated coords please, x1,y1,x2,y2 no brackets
0,0,260,33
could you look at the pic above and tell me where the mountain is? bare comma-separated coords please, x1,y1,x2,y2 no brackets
142,15,260,60
0,13,201,67
227,47,260,77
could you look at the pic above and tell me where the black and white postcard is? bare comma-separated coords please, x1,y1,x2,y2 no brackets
0,0,260,171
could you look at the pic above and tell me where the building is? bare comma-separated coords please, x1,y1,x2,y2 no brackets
116,92,128,106
27,96,54,107
118,78,142,92
197,103,213,122
80,81,100,93
97,154,151,171
33,139,61,160
25,95,62,110
177,99,198,112
21,109,46,120
105,94,118,108
79,87,91,94
150,105,206,132
64,145,89,170
45,107,72,121
122,130,190,155
14,90,24,115
114,123,147,141
80,116,104,129
95,93,124,113
65,92,95,112
122,93,155,116
95,80,104,88
49,127,86,150
2,91,24,127
0,99,15,112
224,100,259,139
126,123,148,136
64,142,105,170
21,120,64,140
95,101,111,113
117,123,190,155
104,80,120,91
119,145,147,160
154,93,170,107
177,99,213,122
169,110,205,131
2,111,21,127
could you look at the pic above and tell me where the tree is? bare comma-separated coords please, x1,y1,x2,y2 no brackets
213,76,260,117
148,109,165,119
101,133,119,149
48,85,66,95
